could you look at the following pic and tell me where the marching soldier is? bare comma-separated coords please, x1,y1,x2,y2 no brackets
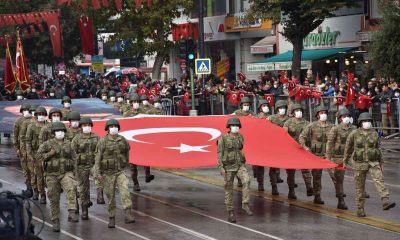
66,111,81,141
325,108,355,210
218,117,253,223
123,94,143,117
108,90,117,106
94,119,135,228
343,112,396,217
39,108,62,146
13,103,32,192
140,95,153,113
233,97,255,116
146,97,163,115
299,105,333,204
114,92,125,111
61,96,73,121
267,100,290,195
119,93,132,114
26,106,49,204
37,122,79,232
283,104,313,199
71,117,100,220
254,99,270,191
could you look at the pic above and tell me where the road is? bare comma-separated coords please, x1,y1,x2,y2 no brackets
0,142,399,240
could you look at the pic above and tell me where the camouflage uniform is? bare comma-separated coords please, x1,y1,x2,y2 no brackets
218,117,252,222
61,108,72,121
26,119,49,202
67,127,81,141
299,118,333,203
344,113,395,216
19,116,35,191
283,117,313,197
39,124,54,145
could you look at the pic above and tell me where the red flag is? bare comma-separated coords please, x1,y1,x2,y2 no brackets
134,0,142,8
102,0,109,7
78,16,94,55
115,0,122,10
4,43,16,93
355,94,372,110
345,72,356,106
92,0,101,9
311,89,322,100
227,91,239,106
91,116,337,169
41,11,63,57
264,94,274,107
137,87,149,96
279,71,288,84
183,91,191,103
335,96,345,106
82,0,87,9
315,73,320,85
15,35,31,92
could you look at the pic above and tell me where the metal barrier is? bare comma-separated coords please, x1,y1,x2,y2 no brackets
172,93,204,116
160,98,173,115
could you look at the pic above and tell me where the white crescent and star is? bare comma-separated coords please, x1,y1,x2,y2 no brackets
49,25,58,35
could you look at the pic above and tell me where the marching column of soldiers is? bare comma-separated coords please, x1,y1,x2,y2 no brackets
12,92,396,231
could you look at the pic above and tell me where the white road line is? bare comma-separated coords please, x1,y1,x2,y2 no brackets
344,175,400,188
88,214,152,240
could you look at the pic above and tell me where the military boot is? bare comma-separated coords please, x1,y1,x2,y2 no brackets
288,188,297,200
81,205,89,220
271,185,279,196
97,187,105,204
228,211,236,223
39,194,46,204
306,188,313,197
313,195,324,204
145,167,155,183
133,183,141,192
242,204,253,216
337,197,348,210
68,209,79,222
75,197,80,214
124,208,135,223
257,180,264,191
33,189,39,200
108,217,115,228
52,219,60,232
364,191,370,199
382,198,396,210
357,208,366,217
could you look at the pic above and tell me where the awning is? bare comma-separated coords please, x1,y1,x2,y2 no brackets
256,47,355,63
251,36,276,54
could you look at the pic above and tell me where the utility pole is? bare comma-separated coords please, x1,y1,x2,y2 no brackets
198,0,206,115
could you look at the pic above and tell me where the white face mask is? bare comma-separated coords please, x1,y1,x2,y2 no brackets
154,102,162,109
230,126,240,134
362,121,372,130
278,108,286,115
17,95,23,100
126,99,130,104
55,131,65,140
109,127,119,135
52,116,61,123
23,110,31,117
117,97,124,103
295,111,303,119
50,92,55,97
64,102,71,108
242,105,250,112
82,126,92,134
31,111,35,116
110,96,116,102
142,100,149,106
273,84,278,88
32,89,36,93
342,117,351,125
262,106,269,113
395,92,400,97
71,121,79,128
102,95,108,101
132,103,140,109
349,117,354,124
319,113,328,122
37,115,46,122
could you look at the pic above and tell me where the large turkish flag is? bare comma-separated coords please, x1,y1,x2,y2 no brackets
92,115,337,169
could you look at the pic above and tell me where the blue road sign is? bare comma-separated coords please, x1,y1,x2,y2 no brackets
195,58,211,74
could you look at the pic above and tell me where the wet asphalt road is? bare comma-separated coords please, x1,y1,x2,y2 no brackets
0,143,400,240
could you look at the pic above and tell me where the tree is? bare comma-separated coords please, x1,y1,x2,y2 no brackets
247,0,356,78
370,1,400,79
93,0,194,80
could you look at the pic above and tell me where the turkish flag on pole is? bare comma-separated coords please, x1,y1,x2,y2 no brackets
115,0,122,10
92,116,337,169
92,0,101,9
15,35,31,92
345,72,356,106
264,94,274,107
355,94,372,110
315,73,320,86
78,16,94,55
227,91,239,106
4,42,17,93
41,11,63,57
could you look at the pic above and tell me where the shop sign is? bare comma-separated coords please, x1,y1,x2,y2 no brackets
217,58,230,78
225,13,272,32
303,27,340,48
275,61,311,71
250,45,274,54
91,55,104,73
247,63,274,72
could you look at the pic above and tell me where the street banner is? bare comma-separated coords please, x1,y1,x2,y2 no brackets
92,115,338,169
91,55,104,73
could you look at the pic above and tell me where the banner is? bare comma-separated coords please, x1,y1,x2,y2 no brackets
15,35,30,91
92,115,337,169
4,43,16,93
78,16,94,55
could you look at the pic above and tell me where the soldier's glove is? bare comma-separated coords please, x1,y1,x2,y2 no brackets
49,148,56,157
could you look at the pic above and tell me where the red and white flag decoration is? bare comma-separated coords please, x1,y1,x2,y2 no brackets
15,34,31,91
41,11,63,57
345,72,356,106
264,94,274,107
355,94,372,110
4,42,17,93
78,16,94,55
91,115,337,169
227,91,239,106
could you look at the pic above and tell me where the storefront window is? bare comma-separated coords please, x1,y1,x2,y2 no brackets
332,0,364,16
191,0,227,18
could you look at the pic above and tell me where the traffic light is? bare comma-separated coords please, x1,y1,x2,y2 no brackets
178,39,187,60
186,38,196,68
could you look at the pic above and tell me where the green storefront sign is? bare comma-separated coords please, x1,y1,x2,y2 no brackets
303,27,340,48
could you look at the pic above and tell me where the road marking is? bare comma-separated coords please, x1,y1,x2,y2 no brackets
88,214,152,240
344,174,400,188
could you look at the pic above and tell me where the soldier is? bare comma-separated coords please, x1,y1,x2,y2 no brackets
13,103,31,191
94,119,135,228
71,117,100,220
325,108,356,210
101,89,108,102
66,111,81,141
37,122,79,232
39,108,62,146
114,92,125,111
283,104,313,199
26,107,49,204
108,90,117,106
140,95,153,113
146,97,163,115
218,117,253,223
61,96,73,121
253,99,270,191
16,90,24,100
18,104,39,193
343,112,396,217
233,97,255,116
119,93,132,114
123,94,142,117
267,100,290,195
299,105,333,204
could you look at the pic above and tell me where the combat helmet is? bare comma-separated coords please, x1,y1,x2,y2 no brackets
337,108,351,119
51,122,67,132
105,119,120,131
291,103,303,114
258,99,268,109
61,96,71,104
79,117,93,127
357,112,372,124
240,97,251,105
35,107,48,116
226,117,242,128
314,105,328,117
275,100,288,110
29,104,39,113
109,90,116,97
20,103,31,113
67,111,81,121
49,108,62,120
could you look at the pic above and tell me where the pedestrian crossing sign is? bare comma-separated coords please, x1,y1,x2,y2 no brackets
195,58,211,74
